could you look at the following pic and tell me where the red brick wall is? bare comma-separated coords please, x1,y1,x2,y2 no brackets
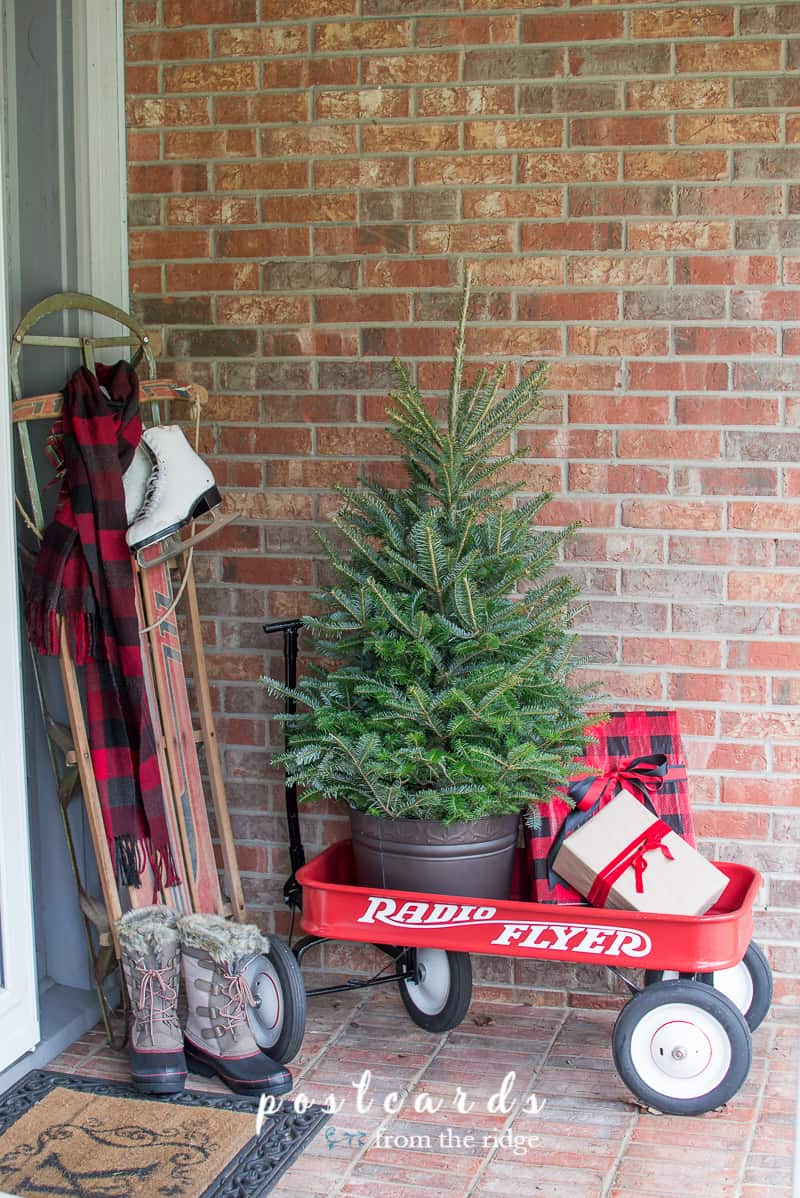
125,0,799,1010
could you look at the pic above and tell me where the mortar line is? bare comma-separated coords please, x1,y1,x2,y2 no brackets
599,1097,640,1198
731,1023,776,1198
289,985,380,1089
793,1036,800,1198
327,1002,459,1197
462,1005,570,1197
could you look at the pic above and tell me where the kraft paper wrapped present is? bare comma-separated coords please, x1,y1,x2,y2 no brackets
528,710,696,905
552,789,729,916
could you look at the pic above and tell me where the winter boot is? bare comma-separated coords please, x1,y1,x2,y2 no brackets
126,425,221,553
123,443,152,524
178,914,292,1098
116,906,187,1094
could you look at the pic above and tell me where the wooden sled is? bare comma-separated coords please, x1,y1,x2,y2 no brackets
11,292,246,1043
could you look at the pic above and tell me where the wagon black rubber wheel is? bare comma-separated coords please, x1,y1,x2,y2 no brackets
643,940,773,1032
244,936,307,1064
613,979,752,1116
397,948,472,1033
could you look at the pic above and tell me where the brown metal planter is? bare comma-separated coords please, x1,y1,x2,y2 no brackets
349,809,519,901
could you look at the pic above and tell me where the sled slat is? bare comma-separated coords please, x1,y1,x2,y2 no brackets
56,629,123,952
138,546,225,917
183,554,247,923
132,575,193,915
12,379,207,425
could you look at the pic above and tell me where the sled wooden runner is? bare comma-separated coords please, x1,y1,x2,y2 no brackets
10,291,246,1041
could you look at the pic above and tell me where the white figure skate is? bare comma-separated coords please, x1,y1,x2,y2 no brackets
126,425,234,567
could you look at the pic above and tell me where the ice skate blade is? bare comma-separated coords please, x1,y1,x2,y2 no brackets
129,485,222,554
135,509,238,570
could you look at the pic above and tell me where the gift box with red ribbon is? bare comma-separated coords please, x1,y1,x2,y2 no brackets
527,710,696,905
550,788,728,916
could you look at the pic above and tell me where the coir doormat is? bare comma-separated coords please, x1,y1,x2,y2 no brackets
0,1069,328,1198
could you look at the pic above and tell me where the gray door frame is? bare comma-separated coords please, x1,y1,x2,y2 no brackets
0,7,38,1075
0,0,128,1082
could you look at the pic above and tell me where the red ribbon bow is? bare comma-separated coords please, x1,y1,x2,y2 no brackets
587,820,675,908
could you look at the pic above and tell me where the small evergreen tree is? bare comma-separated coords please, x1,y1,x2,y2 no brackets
264,275,591,823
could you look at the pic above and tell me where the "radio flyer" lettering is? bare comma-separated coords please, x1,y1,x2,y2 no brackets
356,895,652,959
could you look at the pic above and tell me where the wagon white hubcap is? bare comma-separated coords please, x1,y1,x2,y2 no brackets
712,964,754,1015
661,963,753,1016
404,949,450,1015
630,1002,732,1099
244,955,284,1050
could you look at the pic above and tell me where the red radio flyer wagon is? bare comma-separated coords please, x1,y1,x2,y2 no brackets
263,620,772,1118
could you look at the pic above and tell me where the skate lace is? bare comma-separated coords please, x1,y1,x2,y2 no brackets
218,969,256,1038
136,462,163,521
135,960,179,1042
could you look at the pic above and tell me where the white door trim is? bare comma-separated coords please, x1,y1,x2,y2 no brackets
72,0,129,311
0,12,39,1069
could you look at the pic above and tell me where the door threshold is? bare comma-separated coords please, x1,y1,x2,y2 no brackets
0,978,118,1094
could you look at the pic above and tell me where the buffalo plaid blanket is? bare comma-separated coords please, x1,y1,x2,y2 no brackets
527,710,695,904
26,362,177,888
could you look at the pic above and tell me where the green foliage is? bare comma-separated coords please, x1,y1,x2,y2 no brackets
263,276,592,822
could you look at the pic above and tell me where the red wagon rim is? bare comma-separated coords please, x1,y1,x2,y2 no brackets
296,841,762,974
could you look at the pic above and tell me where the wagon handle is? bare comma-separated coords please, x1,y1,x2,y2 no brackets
264,619,305,910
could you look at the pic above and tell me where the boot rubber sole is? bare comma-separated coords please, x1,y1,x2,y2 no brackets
131,1073,187,1095
128,485,223,553
185,1047,292,1098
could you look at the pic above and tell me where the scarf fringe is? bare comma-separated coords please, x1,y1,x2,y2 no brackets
148,839,181,890
113,834,181,890
114,835,142,887
26,601,97,665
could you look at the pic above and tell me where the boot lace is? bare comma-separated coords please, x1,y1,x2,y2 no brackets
134,958,179,1043
218,968,256,1039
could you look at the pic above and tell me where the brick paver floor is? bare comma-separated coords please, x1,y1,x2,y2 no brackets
50,986,798,1198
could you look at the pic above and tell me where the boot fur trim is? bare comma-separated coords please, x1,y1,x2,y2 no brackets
117,905,178,958
177,913,269,964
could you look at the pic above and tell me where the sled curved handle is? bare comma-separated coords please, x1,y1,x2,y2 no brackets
9,290,160,400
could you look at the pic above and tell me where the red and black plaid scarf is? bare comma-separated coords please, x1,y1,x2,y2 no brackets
26,361,178,889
